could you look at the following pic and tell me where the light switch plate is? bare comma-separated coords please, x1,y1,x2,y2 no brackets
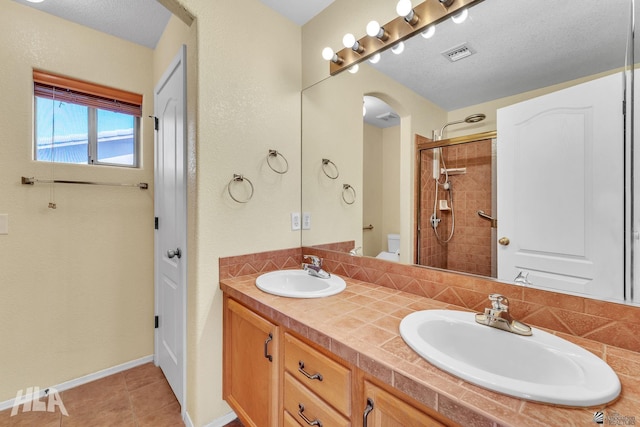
291,212,301,231
302,212,311,230
0,214,8,235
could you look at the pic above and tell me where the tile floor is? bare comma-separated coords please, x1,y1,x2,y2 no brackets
0,363,184,427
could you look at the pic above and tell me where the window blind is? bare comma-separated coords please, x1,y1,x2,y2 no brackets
33,69,143,117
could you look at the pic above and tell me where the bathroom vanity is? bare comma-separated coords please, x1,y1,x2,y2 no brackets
220,265,640,426
223,292,451,426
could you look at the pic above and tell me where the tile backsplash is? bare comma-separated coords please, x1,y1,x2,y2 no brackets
219,246,640,353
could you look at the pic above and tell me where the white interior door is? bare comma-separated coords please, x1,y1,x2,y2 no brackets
497,72,624,300
154,45,187,408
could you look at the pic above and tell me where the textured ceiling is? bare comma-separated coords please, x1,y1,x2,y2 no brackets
369,0,636,111
12,0,636,115
259,0,336,26
11,0,172,49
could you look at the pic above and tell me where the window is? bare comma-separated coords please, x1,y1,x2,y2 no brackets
33,70,143,167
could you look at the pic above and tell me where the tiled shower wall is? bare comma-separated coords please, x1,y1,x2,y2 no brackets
419,139,493,276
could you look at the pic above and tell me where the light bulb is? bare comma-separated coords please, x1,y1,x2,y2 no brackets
366,21,381,37
391,41,405,55
322,47,335,61
421,25,435,39
452,9,468,24
369,53,381,64
396,0,413,17
342,33,356,49
348,64,359,74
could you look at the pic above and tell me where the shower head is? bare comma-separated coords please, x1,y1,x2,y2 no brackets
433,112,486,140
464,113,486,123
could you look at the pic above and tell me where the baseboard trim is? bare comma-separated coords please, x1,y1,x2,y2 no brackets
0,355,154,412
184,410,237,427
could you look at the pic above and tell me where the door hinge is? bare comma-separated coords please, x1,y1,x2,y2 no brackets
155,315,159,329
155,217,159,230
148,115,159,131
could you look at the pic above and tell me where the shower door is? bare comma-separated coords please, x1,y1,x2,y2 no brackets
497,72,624,300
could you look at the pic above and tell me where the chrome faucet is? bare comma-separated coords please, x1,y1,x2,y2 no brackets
514,270,532,286
475,293,532,336
302,255,331,279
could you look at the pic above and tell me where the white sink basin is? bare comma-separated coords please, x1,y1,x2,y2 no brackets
399,310,620,406
256,270,346,298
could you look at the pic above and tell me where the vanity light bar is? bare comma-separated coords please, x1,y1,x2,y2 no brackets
329,0,485,75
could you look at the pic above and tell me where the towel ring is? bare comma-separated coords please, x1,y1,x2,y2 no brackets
322,158,339,179
342,184,356,205
227,174,254,203
267,149,289,174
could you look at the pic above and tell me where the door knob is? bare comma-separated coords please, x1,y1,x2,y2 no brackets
498,237,510,246
167,248,182,259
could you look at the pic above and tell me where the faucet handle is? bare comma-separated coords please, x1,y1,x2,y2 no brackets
514,270,532,286
488,293,509,312
303,254,322,267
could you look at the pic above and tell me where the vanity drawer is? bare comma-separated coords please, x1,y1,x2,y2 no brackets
284,372,350,427
283,409,302,427
284,332,352,416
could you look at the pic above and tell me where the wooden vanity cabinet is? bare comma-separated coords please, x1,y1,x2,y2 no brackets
362,380,450,427
223,297,279,427
223,295,457,427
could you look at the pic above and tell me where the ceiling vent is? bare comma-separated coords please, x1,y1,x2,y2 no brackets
442,43,475,62
376,111,400,121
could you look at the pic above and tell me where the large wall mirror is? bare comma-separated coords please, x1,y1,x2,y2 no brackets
301,0,639,304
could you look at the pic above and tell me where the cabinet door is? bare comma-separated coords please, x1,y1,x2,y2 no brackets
363,381,446,427
224,297,279,427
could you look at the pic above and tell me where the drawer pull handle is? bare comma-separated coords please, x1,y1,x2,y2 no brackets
298,361,323,381
363,398,374,427
298,403,322,427
264,333,273,362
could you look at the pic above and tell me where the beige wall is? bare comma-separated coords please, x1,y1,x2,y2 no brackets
171,0,301,425
301,63,444,264
363,123,401,258
1,0,300,424
363,124,383,257
381,126,401,248
0,0,154,402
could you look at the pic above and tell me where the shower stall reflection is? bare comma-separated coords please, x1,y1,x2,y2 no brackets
418,136,496,277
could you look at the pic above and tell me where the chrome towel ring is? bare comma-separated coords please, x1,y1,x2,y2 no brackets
342,184,356,205
267,149,289,174
227,174,254,203
322,158,339,179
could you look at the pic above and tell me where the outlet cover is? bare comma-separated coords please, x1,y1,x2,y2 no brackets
291,212,301,231
302,212,311,230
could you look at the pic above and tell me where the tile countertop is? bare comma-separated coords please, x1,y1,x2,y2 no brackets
220,273,640,427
